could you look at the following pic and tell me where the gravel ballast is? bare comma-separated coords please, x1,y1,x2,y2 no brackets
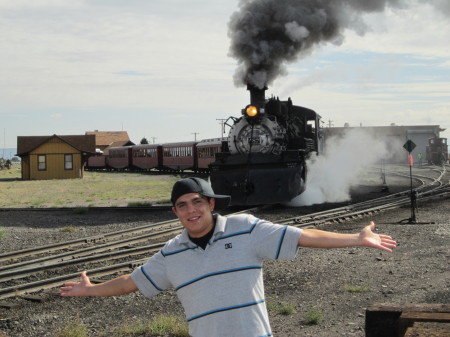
0,194,449,336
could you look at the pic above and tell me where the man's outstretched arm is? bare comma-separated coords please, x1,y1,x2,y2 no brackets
298,221,397,252
60,271,138,297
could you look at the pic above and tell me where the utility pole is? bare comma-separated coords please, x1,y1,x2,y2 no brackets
216,118,227,136
192,132,199,141
327,119,334,128
151,137,157,144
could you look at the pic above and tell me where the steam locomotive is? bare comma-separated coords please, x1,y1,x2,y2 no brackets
209,85,321,206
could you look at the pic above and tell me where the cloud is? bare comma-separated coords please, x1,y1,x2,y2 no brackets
113,71,153,77
0,1,449,148
49,113,63,120
341,4,450,58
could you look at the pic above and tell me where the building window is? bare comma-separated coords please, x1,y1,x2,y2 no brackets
64,154,73,170
38,155,46,171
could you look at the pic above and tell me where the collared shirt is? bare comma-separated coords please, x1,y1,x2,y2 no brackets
131,213,302,337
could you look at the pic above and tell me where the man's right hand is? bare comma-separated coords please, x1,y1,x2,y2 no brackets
60,271,92,297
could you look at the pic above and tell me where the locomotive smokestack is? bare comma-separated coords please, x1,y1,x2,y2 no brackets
247,83,267,108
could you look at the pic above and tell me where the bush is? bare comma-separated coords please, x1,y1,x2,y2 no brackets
279,303,296,315
304,307,324,325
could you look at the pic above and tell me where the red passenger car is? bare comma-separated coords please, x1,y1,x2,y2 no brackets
107,146,132,170
86,154,106,170
132,144,163,170
162,141,197,171
196,138,226,172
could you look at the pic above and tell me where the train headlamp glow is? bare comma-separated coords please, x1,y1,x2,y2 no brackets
245,105,259,117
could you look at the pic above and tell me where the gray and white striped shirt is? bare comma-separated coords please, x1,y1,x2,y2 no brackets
131,213,302,337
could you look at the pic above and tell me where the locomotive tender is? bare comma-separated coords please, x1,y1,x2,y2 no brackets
209,85,321,206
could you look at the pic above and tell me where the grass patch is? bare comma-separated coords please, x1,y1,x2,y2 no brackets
343,283,370,292
127,201,153,207
155,198,171,204
0,172,178,208
266,300,296,316
304,307,324,325
279,303,296,315
0,226,5,239
54,320,88,337
61,226,77,233
73,207,89,214
116,315,189,337
0,167,21,180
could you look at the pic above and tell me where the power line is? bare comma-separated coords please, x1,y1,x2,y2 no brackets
216,118,227,136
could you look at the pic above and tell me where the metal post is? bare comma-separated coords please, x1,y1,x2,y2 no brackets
409,164,416,224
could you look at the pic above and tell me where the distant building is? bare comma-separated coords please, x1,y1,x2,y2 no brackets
322,124,446,164
85,130,132,152
102,140,135,156
16,134,95,180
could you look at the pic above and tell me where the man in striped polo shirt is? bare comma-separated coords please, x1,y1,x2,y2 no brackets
61,177,397,337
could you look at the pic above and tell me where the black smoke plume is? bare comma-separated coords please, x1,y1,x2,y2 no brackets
228,0,444,89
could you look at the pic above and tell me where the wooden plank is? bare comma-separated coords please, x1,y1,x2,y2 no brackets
399,312,450,336
404,322,450,337
365,303,450,337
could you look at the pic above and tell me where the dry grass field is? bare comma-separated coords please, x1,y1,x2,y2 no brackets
0,167,178,208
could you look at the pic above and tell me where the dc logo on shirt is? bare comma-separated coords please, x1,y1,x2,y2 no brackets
225,243,232,249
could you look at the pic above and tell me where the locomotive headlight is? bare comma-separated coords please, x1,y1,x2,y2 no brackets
245,105,259,117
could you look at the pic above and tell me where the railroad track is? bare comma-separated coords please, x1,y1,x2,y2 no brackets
0,166,448,303
0,206,259,302
280,165,450,228
0,218,179,265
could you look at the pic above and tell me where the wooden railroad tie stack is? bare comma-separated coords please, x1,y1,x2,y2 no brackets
365,303,450,337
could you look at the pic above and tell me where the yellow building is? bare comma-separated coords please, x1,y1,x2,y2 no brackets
17,134,96,180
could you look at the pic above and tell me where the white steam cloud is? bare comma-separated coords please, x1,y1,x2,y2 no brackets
286,128,392,206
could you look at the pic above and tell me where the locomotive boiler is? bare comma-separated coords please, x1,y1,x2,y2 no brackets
209,85,321,205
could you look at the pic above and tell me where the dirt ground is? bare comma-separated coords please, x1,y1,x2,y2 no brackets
0,195,449,336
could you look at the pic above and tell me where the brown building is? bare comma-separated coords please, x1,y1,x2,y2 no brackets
85,130,131,152
17,134,96,180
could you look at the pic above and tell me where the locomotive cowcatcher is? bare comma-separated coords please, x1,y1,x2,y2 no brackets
209,85,321,206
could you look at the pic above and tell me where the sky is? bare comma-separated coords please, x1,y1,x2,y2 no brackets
1,0,449,151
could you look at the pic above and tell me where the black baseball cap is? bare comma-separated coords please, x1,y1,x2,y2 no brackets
171,177,231,211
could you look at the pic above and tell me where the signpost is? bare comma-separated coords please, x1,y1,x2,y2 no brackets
403,140,417,223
